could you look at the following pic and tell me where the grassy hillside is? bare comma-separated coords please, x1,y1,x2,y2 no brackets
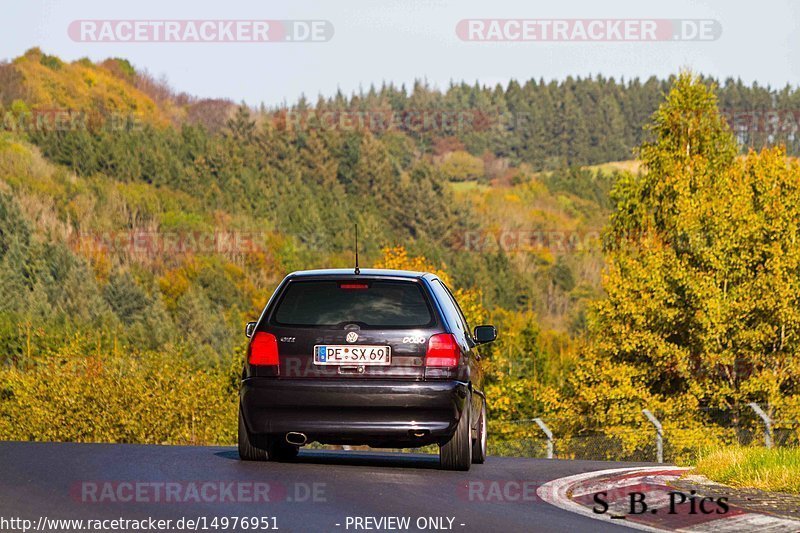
0,49,660,445
2,48,169,125
2,51,797,458
1,48,241,132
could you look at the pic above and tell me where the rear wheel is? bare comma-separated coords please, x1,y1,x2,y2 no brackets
238,407,300,462
471,398,487,464
238,407,267,461
440,392,472,471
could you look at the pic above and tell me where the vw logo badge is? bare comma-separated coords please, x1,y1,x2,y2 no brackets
346,331,358,343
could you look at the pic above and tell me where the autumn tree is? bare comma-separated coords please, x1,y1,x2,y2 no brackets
567,74,800,439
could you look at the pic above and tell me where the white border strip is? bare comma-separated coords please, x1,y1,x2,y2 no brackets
537,466,688,532
537,466,800,532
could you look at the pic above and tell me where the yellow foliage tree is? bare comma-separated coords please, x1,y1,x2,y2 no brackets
557,73,800,461
439,150,485,181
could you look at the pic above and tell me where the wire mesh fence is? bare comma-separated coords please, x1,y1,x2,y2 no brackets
489,410,800,463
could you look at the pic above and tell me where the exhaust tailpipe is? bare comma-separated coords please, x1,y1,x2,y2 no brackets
285,432,307,446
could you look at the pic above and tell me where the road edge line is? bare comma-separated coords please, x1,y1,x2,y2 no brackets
537,466,689,532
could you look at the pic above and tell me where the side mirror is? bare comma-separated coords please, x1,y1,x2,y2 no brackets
473,325,497,344
245,321,257,338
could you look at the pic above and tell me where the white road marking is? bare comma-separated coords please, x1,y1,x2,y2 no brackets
571,474,684,498
537,467,683,532
536,466,800,532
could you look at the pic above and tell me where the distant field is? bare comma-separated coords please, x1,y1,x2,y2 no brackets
693,447,800,494
584,160,641,174
448,160,639,193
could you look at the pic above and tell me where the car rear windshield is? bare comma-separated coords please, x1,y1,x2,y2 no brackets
272,280,435,328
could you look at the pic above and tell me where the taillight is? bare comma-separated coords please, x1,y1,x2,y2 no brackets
425,333,460,368
249,331,279,366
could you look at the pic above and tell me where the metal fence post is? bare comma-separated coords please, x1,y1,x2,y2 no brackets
642,409,663,463
533,418,554,459
748,402,773,449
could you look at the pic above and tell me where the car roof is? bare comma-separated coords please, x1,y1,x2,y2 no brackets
285,268,436,280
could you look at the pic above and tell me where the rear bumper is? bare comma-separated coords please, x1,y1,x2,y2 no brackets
240,378,469,447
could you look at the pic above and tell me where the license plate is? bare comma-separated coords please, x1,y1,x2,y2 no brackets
313,345,391,365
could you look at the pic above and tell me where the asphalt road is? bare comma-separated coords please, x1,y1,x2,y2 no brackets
0,442,654,532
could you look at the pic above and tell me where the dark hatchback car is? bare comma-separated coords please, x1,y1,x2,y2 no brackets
238,268,497,470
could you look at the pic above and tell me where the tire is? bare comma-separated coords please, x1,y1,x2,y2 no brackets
440,391,472,471
472,398,487,464
238,407,300,462
238,407,267,461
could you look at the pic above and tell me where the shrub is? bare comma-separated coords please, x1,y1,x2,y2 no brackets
0,334,239,445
